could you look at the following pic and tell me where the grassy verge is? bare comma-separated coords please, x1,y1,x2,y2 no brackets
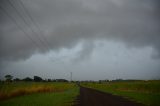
81,80,160,106
0,82,75,100
0,86,79,106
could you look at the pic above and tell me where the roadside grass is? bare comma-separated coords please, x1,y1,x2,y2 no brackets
0,86,79,106
113,91,160,106
81,80,160,106
0,82,76,100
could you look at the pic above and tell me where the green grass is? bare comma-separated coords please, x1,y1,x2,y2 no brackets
0,86,79,106
0,82,74,94
0,82,76,100
112,91,160,106
81,80,160,106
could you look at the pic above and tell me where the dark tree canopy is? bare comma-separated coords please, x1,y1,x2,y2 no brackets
13,78,21,81
23,77,33,81
34,76,43,82
5,75,13,81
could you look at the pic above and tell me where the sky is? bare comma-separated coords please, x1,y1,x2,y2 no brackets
0,0,160,80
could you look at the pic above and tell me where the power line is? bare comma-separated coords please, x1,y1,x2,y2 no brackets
17,0,65,62
70,72,72,82
19,0,52,49
7,0,49,50
0,4,40,48
1,0,57,63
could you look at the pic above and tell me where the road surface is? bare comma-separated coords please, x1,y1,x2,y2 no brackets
74,86,145,106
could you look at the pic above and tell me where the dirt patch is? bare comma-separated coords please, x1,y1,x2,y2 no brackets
74,86,146,106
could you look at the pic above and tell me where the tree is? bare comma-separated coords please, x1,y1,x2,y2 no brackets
47,79,51,82
34,76,43,82
5,75,13,82
13,78,21,81
23,77,33,81
56,79,68,82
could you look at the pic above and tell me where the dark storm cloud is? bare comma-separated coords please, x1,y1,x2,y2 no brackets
0,0,160,62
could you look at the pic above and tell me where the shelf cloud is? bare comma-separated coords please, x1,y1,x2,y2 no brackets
0,0,160,62
0,0,160,80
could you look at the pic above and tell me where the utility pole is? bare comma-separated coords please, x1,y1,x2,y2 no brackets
70,72,72,82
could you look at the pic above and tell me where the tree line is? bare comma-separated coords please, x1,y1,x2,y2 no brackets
3,74,68,82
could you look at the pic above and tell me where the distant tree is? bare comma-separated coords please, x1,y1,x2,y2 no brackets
98,80,102,84
52,79,56,82
13,78,21,81
56,79,68,82
34,76,43,82
111,79,123,82
23,77,33,81
47,79,51,82
5,75,13,82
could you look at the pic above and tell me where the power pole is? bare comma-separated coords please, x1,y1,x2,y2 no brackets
70,72,72,82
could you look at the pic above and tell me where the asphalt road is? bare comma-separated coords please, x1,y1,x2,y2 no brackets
75,86,145,106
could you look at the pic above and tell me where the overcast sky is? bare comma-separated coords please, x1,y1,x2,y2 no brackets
0,0,160,80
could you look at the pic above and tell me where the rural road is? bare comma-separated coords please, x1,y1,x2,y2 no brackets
75,86,145,106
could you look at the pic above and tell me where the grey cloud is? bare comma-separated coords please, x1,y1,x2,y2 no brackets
73,41,95,62
0,0,160,63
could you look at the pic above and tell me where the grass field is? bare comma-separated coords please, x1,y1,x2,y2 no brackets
1,80,160,106
0,82,79,106
81,80,160,106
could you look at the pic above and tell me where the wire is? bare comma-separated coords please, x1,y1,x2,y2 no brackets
19,0,52,49
7,0,49,50
1,0,58,63
17,0,63,62
0,4,40,48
